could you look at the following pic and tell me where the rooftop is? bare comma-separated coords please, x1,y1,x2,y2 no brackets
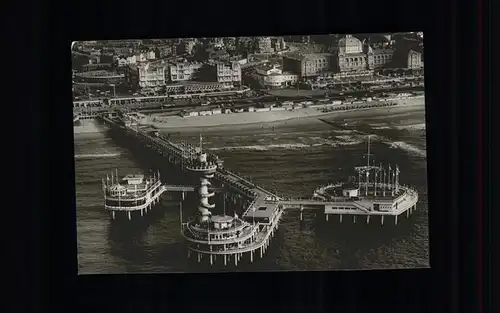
166,81,223,87
372,48,395,54
122,174,145,180
248,201,279,219
211,215,234,223
76,70,124,78
255,63,281,72
284,52,333,61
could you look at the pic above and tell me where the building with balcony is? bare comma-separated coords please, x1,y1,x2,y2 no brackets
168,61,203,82
126,61,166,89
216,61,242,87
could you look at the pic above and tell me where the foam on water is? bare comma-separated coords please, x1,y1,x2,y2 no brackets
75,153,122,159
209,143,311,151
394,123,427,131
384,141,426,157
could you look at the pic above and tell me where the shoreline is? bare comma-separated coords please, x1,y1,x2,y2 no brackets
141,97,425,134
73,120,108,135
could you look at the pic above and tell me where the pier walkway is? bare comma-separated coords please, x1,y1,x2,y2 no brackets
101,112,417,226
101,111,419,265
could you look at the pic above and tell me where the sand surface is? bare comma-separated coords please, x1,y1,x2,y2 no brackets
140,97,425,134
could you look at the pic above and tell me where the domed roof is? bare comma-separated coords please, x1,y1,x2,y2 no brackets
338,35,363,55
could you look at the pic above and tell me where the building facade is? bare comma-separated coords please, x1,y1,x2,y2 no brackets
116,55,137,67
168,61,203,82
127,62,166,89
337,34,394,72
392,36,424,69
216,61,242,87
274,37,287,51
257,37,273,54
254,64,299,88
406,49,423,69
223,37,237,51
283,52,333,77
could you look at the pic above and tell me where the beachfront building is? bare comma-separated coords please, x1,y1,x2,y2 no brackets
216,61,242,88
282,52,334,78
254,64,299,88
336,34,394,72
126,61,166,89
168,61,203,82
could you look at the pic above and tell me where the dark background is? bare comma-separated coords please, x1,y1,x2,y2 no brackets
14,0,490,311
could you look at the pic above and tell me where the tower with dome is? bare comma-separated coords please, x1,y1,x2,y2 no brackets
336,34,394,72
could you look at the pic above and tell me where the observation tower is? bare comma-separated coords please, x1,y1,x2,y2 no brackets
181,135,265,266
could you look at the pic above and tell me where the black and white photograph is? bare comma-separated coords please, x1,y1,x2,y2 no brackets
73,33,428,274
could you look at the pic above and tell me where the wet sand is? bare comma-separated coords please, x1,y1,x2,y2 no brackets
142,97,425,134
73,120,108,135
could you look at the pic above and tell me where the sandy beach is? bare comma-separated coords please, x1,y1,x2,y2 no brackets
140,96,425,134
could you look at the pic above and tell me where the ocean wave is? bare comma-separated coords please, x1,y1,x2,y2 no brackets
384,141,426,157
209,143,311,151
335,135,363,144
75,153,121,160
332,129,356,134
371,126,391,130
394,123,427,131
208,137,366,151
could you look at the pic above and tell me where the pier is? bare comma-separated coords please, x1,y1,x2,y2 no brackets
100,111,419,265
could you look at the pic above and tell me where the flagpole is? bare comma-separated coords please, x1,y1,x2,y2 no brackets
102,178,107,207
393,167,396,191
358,171,361,190
383,168,386,196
